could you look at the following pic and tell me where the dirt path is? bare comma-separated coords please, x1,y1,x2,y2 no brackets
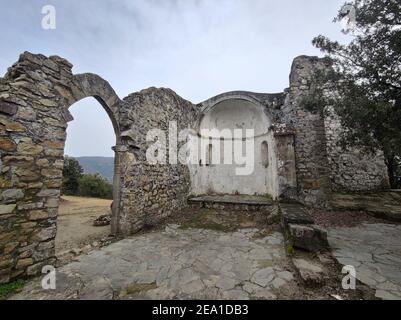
56,196,112,255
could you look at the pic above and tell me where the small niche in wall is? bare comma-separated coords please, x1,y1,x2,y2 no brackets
261,141,269,168
206,144,213,167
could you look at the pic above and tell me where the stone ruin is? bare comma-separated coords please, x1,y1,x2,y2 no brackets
0,52,389,283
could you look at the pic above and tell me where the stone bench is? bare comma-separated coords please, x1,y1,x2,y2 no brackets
188,195,275,212
279,203,329,252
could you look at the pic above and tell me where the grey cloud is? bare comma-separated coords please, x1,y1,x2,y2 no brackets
0,0,347,156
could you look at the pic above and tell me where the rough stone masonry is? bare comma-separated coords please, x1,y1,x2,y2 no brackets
0,52,389,283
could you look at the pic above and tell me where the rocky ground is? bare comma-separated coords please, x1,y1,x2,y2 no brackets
309,206,401,300
328,223,401,300
7,193,401,300
11,226,294,300
9,208,374,300
329,191,401,222
309,208,399,228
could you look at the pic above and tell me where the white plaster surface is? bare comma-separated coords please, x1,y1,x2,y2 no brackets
189,99,278,197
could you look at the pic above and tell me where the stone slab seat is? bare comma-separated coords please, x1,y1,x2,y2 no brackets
279,202,329,252
187,195,275,212
188,195,274,205
330,191,401,222
279,203,314,225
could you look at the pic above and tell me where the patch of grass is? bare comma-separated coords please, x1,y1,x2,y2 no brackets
263,194,273,200
200,222,232,232
0,279,26,300
286,243,294,255
178,209,234,232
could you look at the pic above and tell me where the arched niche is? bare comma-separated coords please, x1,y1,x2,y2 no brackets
189,94,279,198
261,141,269,168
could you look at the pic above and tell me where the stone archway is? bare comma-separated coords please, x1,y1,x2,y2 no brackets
68,73,122,236
0,52,123,283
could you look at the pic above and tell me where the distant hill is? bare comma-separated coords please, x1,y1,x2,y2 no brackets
74,156,114,182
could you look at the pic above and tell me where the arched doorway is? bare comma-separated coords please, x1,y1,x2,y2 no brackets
56,97,117,258
64,74,123,237
0,52,124,282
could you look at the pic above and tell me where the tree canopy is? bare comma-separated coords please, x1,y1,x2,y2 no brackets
62,156,113,199
304,0,401,188
62,156,83,195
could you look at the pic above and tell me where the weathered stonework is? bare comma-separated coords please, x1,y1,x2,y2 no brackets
324,107,389,191
281,56,389,201
279,56,333,206
0,51,391,283
0,52,125,283
279,203,329,253
117,88,200,235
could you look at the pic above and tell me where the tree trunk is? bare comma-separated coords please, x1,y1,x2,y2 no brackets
385,153,396,189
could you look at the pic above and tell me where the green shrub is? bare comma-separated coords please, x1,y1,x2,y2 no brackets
77,173,113,199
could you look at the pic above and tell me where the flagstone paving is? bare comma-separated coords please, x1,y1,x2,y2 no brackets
328,223,401,300
12,219,401,300
11,225,297,300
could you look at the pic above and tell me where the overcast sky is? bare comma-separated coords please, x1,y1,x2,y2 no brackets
0,0,349,157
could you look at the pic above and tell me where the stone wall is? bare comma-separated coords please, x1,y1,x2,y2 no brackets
280,55,389,202
0,52,202,282
280,56,332,206
0,52,123,283
273,129,297,201
324,107,389,191
117,88,200,235
0,51,391,284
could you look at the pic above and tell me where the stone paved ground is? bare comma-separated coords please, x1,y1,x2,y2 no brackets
11,225,298,300
328,223,401,300
330,191,401,222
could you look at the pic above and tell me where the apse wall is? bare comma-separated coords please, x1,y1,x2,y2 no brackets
189,98,278,198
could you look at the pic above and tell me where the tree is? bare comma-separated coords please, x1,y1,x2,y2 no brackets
62,156,83,195
303,0,401,188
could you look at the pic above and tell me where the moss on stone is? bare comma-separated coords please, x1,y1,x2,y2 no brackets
286,243,294,255
178,209,233,232
263,194,273,200
0,279,26,300
124,282,157,295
